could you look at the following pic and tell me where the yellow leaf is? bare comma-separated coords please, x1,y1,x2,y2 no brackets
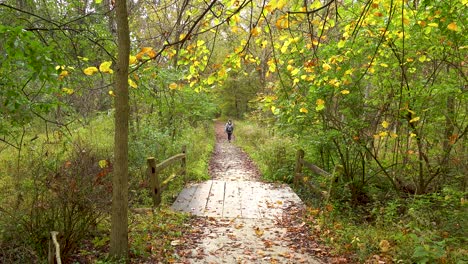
287,65,294,71
128,78,138,88
391,133,398,138
419,55,427,62
410,133,417,137
337,40,346,48
291,68,300,76
99,61,113,74
61,87,74,95
251,27,261,36
316,99,325,111
379,240,390,253
340,89,350,95
447,22,458,31
58,70,69,79
322,63,331,71
380,63,388,67
78,56,89,61
428,23,438,27
98,160,108,168
379,131,388,137
169,83,178,90
108,90,115,97
129,55,137,65
83,66,99,76
179,33,186,41
270,105,276,114
254,227,264,237
382,121,389,128
409,116,420,123
299,107,308,113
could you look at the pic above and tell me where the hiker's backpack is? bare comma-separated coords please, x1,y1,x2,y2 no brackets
226,124,233,133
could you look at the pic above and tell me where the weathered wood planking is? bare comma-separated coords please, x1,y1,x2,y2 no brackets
222,181,242,218
186,180,213,215
171,183,199,212
205,180,225,217
172,180,303,219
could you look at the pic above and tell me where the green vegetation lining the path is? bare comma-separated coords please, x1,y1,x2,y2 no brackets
234,119,467,263
0,114,215,262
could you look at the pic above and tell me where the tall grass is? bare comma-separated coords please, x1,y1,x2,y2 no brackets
233,120,298,183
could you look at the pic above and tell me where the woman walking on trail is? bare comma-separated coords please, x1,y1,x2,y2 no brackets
225,120,234,142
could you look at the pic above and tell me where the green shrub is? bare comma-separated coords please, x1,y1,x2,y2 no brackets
0,141,111,262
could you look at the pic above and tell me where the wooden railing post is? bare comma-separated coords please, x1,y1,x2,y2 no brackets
147,157,161,208
294,149,305,186
181,145,187,183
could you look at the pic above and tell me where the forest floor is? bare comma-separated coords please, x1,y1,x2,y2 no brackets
170,121,332,263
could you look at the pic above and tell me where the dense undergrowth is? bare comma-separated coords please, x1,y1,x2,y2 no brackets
234,119,467,264
0,113,215,263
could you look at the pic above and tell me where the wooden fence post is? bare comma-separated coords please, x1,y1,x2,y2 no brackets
294,149,305,186
147,157,161,208
181,145,187,183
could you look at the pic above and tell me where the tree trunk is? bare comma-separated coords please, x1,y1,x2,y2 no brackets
110,0,130,259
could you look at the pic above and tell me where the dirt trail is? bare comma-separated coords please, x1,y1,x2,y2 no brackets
172,121,323,263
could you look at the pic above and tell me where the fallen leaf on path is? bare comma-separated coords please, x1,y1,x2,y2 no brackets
170,240,182,246
234,223,244,229
254,226,264,237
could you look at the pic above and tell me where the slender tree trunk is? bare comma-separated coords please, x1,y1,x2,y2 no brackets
110,0,130,259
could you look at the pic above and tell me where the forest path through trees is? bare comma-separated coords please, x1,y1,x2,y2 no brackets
171,121,323,263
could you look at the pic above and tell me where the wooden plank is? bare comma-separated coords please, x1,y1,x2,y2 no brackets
205,180,226,217
171,183,199,212
239,181,262,218
223,181,242,218
187,180,213,216
259,184,282,219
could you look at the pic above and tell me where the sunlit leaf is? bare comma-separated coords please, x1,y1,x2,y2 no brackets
61,87,74,95
251,27,261,36
128,78,138,88
129,55,137,65
447,22,458,31
428,23,438,27
299,107,308,113
99,61,113,74
98,160,108,168
340,89,350,95
382,121,389,128
58,70,69,80
83,66,99,76
316,99,325,111
108,90,115,97
409,116,420,123
322,63,331,71
379,131,388,137
169,83,178,90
